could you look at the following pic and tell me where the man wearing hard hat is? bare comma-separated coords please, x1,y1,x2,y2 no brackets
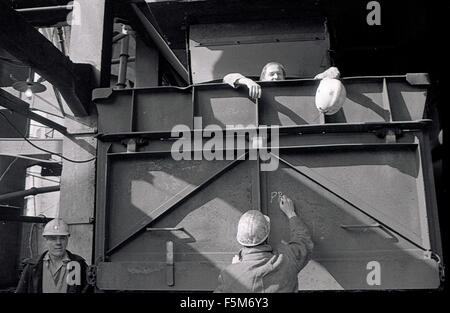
16,218,90,293
223,63,346,115
215,195,313,292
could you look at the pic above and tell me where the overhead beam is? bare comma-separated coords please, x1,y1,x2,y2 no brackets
0,88,68,135
0,1,93,116
0,138,62,155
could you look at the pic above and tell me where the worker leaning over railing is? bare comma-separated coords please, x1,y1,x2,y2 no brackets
223,62,346,115
15,218,91,293
214,195,314,293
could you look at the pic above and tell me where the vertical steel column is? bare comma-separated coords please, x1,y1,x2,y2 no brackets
59,0,112,267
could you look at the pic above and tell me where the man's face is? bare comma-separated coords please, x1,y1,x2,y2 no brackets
262,64,285,81
44,235,68,258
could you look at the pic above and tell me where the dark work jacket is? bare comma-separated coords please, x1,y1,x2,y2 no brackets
15,250,91,293
215,216,313,293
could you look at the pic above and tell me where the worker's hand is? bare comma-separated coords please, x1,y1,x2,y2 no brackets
314,67,340,80
231,254,241,264
239,77,262,99
279,195,297,218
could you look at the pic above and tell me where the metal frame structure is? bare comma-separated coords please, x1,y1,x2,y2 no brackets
92,76,443,290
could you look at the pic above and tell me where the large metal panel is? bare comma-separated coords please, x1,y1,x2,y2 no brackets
134,89,193,132
193,85,257,128
327,77,427,124
388,81,427,121
107,155,243,250
94,87,193,133
93,76,429,136
262,146,439,289
259,80,321,125
94,76,441,291
189,19,331,83
327,79,389,123
98,159,256,290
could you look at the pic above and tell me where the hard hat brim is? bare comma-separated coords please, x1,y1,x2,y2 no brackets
43,232,70,236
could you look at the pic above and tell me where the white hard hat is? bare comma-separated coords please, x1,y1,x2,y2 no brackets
315,78,346,115
236,210,270,247
43,218,70,236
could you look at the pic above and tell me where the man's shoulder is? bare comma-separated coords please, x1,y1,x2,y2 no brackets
66,251,87,264
21,257,38,266
22,251,48,265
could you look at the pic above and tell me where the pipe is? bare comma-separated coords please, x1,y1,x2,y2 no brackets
113,32,127,43
16,5,73,13
0,204,21,210
130,3,189,84
0,186,60,202
116,33,130,89
111,56,135,64
0,215,53,223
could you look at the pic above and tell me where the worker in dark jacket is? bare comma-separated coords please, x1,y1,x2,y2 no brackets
215,195,313,292
16,218,91,293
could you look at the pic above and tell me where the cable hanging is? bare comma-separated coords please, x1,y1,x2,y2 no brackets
0,111,96,164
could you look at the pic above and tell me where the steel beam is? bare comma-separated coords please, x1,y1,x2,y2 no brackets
0,138,62,155
0,88,68,135
130,3,189,84
0,1,93,116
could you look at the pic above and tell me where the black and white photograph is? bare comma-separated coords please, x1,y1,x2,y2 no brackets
0,0,447,310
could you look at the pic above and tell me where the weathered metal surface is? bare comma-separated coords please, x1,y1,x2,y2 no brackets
134,35,159,87
94,77,441,290
134,89,193,132
193,85,257,127
94,76,428,136
258,80,321,125
95,88,193,133
106,151,247,255
273,145,429,249
189,19,330,83
97,159,255,290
